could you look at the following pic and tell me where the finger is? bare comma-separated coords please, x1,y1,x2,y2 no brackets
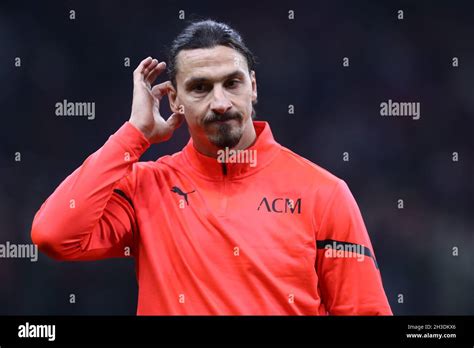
166,112,185,130
143,58,159,78
137,57,153,73
133,56,152,81
146,61,166,84
145,60,162,79
151,81,171,100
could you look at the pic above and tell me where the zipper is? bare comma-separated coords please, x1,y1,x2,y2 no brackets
220,163,228,216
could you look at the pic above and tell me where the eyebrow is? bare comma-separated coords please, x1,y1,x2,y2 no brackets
184,70,245,89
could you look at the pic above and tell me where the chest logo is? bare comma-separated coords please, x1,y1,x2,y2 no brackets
257,197,302,214
171,186,196,206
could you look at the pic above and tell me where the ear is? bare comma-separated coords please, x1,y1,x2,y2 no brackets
167,82,180,114
250,70,257,102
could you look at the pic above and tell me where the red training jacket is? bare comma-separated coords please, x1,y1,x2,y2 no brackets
31,121,393,315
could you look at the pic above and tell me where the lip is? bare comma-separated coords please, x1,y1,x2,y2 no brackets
208,118,236,124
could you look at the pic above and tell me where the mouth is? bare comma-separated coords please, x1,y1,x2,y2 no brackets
206,118,239,125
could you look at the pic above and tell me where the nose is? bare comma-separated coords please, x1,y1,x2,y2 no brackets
210,85,232,114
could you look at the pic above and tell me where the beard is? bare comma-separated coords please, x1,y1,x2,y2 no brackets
202,110,244,149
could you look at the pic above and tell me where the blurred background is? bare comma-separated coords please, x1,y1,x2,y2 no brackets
0,0,472,315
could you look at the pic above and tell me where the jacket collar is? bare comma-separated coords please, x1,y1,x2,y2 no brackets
182,121,281,180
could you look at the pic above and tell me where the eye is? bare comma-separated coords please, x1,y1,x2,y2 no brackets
226,79,240,88
193,84,206,92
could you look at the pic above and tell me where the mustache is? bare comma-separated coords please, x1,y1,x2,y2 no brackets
203,111,243,125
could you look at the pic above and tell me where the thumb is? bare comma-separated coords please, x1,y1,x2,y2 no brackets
166,112,185,130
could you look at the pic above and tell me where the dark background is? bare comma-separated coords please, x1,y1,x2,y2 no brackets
0,0,472,315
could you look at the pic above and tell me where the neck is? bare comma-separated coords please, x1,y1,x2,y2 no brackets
192,118,257,158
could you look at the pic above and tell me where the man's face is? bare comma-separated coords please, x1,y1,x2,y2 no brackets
168,45,257,149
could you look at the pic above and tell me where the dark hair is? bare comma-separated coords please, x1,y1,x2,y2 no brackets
167,19,257,89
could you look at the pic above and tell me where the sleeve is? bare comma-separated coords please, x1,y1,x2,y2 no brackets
315,179,393,315
30,122,151,261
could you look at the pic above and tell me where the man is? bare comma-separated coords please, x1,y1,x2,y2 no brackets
31,20,392,315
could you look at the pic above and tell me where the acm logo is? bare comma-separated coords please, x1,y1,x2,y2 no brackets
257,197,302,214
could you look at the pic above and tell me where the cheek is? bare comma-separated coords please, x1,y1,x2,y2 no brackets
179,97,195,116
181,102,205,126
250,89,256,101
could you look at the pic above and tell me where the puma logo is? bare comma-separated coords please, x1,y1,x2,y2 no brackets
171,186,196,206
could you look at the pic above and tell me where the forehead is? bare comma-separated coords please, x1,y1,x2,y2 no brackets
176,45,249,82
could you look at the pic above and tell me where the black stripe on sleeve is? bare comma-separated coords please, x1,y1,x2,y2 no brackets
316,239,379,269
113,189,134,209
